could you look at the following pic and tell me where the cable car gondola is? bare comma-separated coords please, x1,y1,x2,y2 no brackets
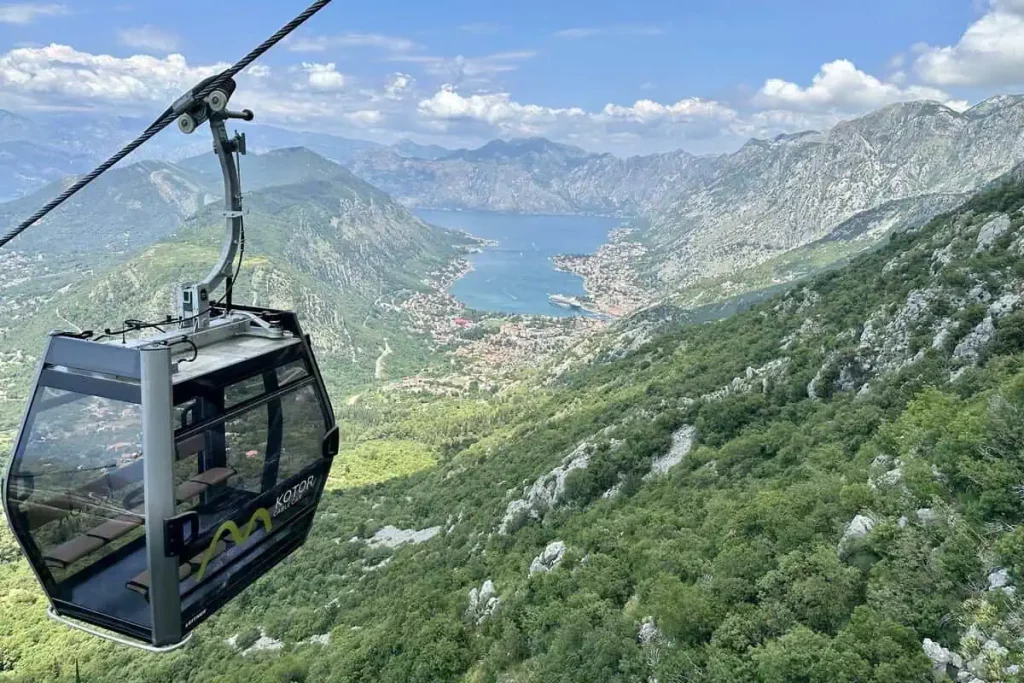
1,0,338,651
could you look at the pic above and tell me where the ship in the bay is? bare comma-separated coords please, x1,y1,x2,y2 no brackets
548,293,584,310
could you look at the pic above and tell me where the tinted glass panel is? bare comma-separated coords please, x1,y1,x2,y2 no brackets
174,383,327,609
276,383,326,482
8,387,144,583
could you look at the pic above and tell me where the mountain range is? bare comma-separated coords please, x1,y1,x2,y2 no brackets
0,146,475,430
6,129,1024,683
11,96,1024,305
349,96,1024,296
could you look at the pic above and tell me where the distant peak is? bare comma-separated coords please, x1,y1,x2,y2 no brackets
452,136,591,161
965,93,1024,117
772,130,822,143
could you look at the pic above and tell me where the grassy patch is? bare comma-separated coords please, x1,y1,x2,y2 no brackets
327,439,437,490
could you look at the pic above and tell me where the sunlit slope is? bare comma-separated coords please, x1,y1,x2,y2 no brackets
5,139,1024,682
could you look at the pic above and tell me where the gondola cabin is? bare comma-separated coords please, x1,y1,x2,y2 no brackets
2,305,338,649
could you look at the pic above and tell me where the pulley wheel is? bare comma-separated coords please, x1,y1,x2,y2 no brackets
177,113,197,135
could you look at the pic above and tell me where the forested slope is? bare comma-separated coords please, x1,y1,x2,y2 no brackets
7,172,1024,681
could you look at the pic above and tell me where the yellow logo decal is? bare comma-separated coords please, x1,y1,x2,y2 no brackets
194,508,272,581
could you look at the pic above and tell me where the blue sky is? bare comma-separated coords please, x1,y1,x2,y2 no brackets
0,0,1021,154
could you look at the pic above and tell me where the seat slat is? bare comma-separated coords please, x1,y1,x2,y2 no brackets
126,563,193,598
86,516,142,542
176,433,206,460
190,467,235,487
44,535,105,569
175,479,207,502
23,497,75,529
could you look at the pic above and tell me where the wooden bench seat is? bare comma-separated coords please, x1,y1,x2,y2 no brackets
126,562,195,597
42,468,235,571
175,467,235,502
126,540,229,598
43,535,105,569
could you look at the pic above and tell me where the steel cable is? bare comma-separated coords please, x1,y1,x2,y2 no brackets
0,0,333,250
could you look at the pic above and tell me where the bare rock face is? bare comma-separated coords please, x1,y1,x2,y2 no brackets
637,617,663,645
975,214,1012,253
367,525,442,549
953,316,996,364
645,425,695,479
987,567,1014,595
530,541,566,575
500,441,592,533
838,514,875,559
466,579,501,624
922,638,963,677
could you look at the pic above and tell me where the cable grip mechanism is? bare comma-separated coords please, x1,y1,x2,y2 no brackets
175,77,254,329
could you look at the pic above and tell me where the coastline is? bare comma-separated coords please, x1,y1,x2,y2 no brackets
552,227,655,317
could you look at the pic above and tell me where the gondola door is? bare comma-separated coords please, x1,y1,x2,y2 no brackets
154,340,338,638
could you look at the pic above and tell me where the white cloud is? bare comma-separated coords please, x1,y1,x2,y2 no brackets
288,33,418,53
552,27,601,40
302,62,347,92
418,85,584,129
393,50,537,83
600,98,737,124
755,59,968,114
247,64,271,79
0,43,226,107
385,72,412,99
0,3,66,24
553,25,665,39
117,25,179,53
345,109,382,126
417,85,735,144
914,0,1024,86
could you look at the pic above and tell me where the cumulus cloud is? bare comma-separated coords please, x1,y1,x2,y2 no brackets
385,72,412,99
417,85,736,144
302,62,347,92
288,33,418,53
0,3,66,24
418,86,584,129
914,0,1024,86
0,44,226,107
345,109,383,126
117,25,179,53
755,59,968,114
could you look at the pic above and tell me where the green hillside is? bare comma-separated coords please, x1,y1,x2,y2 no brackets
5,150,1024,683
0,164,476,433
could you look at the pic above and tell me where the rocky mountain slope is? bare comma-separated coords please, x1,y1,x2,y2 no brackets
352,96,1024,299
0,140,94,201
7,132,1024,683
0,146,396,258
0,159,215,257
645,97,1024,288
0,148,475,430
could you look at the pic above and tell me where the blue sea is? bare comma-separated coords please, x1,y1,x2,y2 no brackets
416,210,621,317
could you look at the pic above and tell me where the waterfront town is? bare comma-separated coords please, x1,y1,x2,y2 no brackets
395,254,607,383
552,227,655,317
